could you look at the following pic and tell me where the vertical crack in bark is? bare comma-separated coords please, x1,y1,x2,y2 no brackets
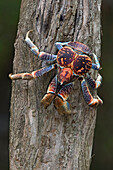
74,0,83,40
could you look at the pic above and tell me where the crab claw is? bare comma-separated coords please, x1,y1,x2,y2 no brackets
54,96,71,114
41,93,55,109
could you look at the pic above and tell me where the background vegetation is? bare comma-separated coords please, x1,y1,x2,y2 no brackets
0,0,112,169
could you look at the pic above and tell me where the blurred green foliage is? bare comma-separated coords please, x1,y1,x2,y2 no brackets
0,0,113,169
0,0,21,76
0,0,21,169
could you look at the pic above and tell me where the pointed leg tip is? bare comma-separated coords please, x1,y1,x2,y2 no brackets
97,96,103,105
8,73,20,80
26,30,33,37
25,30,33,42
9,73,16,80
9,73,12,79
88,96,103,107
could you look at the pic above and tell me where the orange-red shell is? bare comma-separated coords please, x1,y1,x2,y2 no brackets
57,46,75,68
58,68,73,84
72,55,92,75
57,46,92,77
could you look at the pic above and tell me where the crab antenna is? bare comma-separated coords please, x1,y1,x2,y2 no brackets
25,30,39,56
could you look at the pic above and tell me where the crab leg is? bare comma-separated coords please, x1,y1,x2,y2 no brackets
25,30,57,61
86,73,102,89
55,41,92,55
67,41,92,54
25,30,39,56
54,83,73,114
9,64,56,80
41,76,57,108
55,42,70,50
91,53,101,70
80,78,103,106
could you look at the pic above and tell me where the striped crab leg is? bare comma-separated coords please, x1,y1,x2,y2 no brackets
41,76,57,108
9,64,56,80
91,53,101,70
80,78,103,106
86,73,102,89
25,30,57,61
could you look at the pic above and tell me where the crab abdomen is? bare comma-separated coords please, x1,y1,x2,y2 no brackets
72,55,92,75
57,46,76,68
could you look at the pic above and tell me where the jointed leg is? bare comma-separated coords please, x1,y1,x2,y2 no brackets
41,75,73,114
80,78,103,106
25,30,40,56
25,30,57,61
55,41,92,55
9,64,55,80
67,41,92,54
55,42,70,50
91,53,101,70
41,76,57,108
86,73,102,89
54,83,73,114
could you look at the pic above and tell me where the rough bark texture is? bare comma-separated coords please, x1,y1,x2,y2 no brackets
9,0,102,169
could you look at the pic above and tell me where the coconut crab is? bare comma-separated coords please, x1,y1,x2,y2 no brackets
9,31,103,114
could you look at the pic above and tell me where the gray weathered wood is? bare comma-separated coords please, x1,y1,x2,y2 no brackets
9,0,102,169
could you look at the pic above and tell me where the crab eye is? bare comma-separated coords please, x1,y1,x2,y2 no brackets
72,55,92,75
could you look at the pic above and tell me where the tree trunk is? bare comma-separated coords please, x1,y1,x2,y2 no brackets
9,0,102,169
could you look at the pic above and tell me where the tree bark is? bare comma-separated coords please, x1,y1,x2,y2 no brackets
9,0,102,169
